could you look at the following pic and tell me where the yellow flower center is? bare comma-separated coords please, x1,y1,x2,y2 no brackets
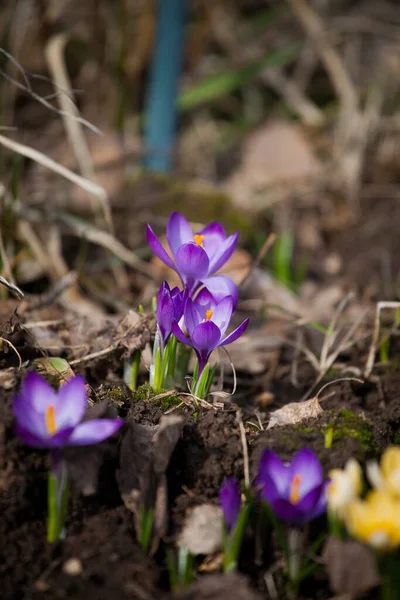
205,310,213,321
45,404,57,435
290,474,302,504
194,234,204,247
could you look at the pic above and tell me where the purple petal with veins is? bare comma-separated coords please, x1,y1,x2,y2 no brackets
146,225,176,271
208,233,239,273
56,376,87,430
200,276,239,308
175,243,209,288
166,212,194,258
218,318,249,347
210,296,234,337
68,418,123,445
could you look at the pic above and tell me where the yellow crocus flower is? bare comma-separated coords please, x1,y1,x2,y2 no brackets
345,490,400,551
380,447,400,496
328,459,362,520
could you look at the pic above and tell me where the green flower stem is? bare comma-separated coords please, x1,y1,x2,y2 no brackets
47,454,69,543
223,505,249,573
193,363,210,399
287,528,302,587
176,344,192,387
128,351,141,392
379,553,400,600
139,505,154,554
166,334,178,379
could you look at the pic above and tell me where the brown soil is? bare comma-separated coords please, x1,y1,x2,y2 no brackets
3,182,400,600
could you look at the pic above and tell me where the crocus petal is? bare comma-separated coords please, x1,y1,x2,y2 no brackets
56,376,87,431
219,477,241,531
257,450,291,496
308,480,329,520
15,424,74,449
184,298,203,337
295,483,325,517
13,396,48,439
208,233,238,274
20,372,56,412
201,276,239,309
269,497,306,525
211,296,234,336
218,318,249,347
146,224,176,271
172,321,193,347
194,288,216,314
175,243,209,286
191,321,221,373
156,283,174,342
15,424,51,448
68,418,123,446
191,321,221,352
289,448,323,498
166,212,193,258
198,222,226,259
171,286,187,321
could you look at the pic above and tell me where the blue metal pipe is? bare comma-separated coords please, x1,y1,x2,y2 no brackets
144,0,186,172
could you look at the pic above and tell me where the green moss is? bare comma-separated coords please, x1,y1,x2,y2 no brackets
325,409,376,452
124,173,252,237
131,383,152,403
152,392,183,411
292,425,316,435
105,387,127,406
131,383,182,411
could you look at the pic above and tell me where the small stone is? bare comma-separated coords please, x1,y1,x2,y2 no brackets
35,580,49,592
63,558,83,576
324,253,342,274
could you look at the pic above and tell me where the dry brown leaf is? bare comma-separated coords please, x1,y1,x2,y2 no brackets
117,414,184,555
225,120,321,212
267,395,323,429
175,573,262,600
322,536,380,595
177,505,223,556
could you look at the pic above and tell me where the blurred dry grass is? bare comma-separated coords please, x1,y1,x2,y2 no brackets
0,0,400,310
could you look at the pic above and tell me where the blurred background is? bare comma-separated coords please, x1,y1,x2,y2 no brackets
1,0,400,368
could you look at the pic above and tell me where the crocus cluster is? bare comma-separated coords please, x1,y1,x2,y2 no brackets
218,448,329,582
147,212,249,396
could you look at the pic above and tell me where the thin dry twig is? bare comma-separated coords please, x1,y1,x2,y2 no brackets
45,34,112,231
0,48,101,134
0,336,22,368
286,0,357,111
0,226,15,286
237,412,250,488
0,133,107,201
0,276,24,300
365,301,400,378
239,233,276,289
261,67,324,127
58,213,157,279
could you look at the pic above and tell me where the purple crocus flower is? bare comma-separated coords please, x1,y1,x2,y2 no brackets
156,281,187,345
13,372,123,449
198,275,238,309
257,448,328,526
172,295,249,374
147,212,238,292
220,477,241,531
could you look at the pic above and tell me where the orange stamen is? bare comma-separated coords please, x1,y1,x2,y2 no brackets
194,234,205,247
205,310,213,321
290,474,302,504
45,405,57,436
